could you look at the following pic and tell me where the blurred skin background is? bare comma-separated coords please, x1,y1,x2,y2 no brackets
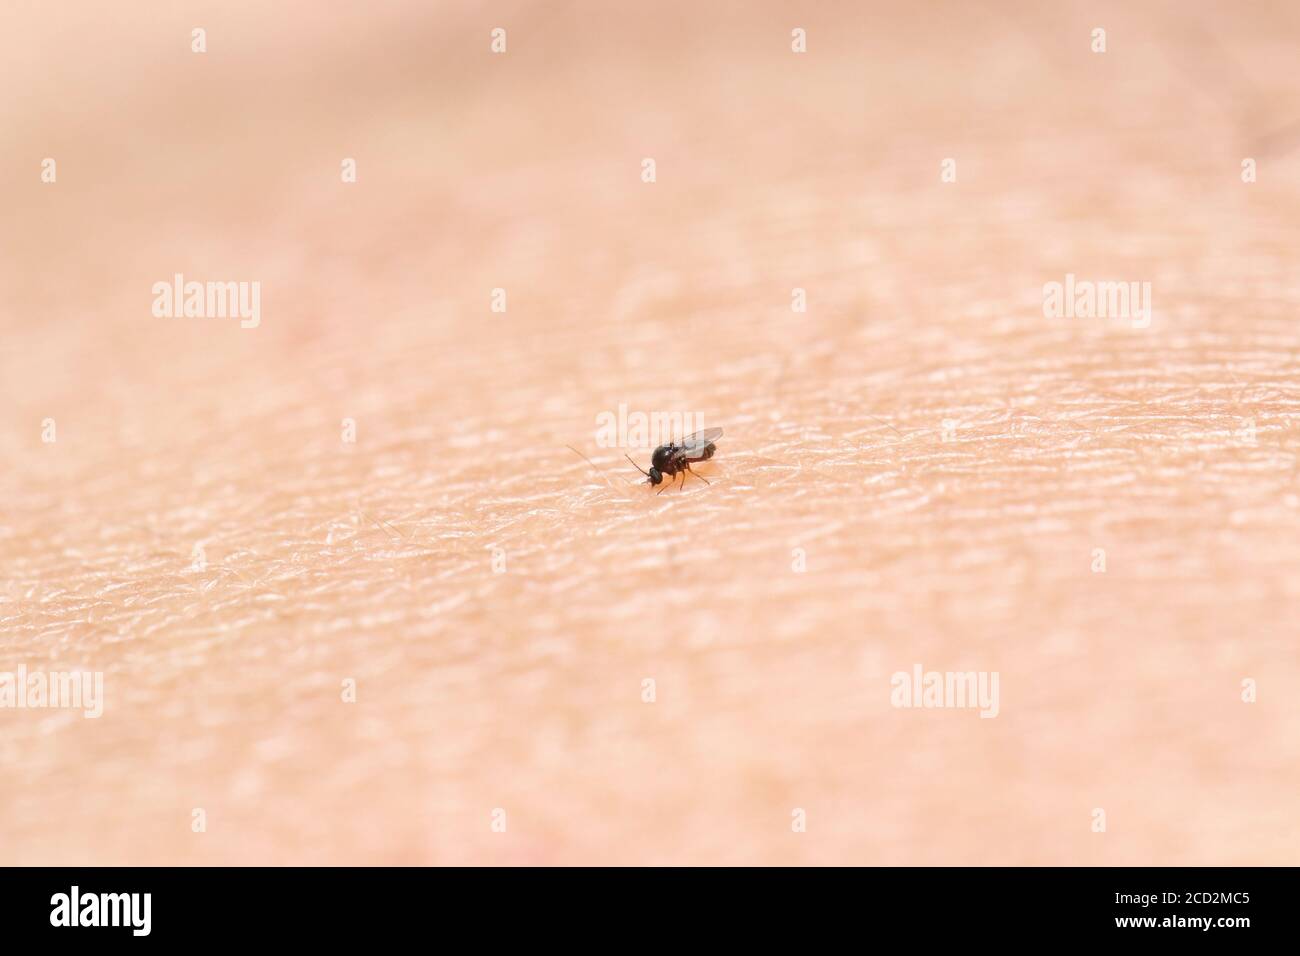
2,0,1299,864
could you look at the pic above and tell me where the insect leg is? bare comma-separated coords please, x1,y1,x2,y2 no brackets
686,463,710,485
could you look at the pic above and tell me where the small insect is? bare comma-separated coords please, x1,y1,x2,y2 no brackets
626,427,723,493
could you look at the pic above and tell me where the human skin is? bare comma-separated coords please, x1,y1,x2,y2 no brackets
2,1,1299,865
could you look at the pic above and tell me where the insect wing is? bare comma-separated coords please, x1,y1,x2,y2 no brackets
669,427,723,461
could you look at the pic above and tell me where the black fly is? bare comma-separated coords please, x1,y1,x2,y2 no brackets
626,427,723,493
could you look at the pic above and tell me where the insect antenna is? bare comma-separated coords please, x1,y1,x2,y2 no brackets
624,453,651,483
566,445,617,489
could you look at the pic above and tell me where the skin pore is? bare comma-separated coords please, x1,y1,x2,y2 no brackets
2,1,1299,864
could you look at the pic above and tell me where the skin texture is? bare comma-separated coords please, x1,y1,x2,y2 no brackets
2,1,1299,865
